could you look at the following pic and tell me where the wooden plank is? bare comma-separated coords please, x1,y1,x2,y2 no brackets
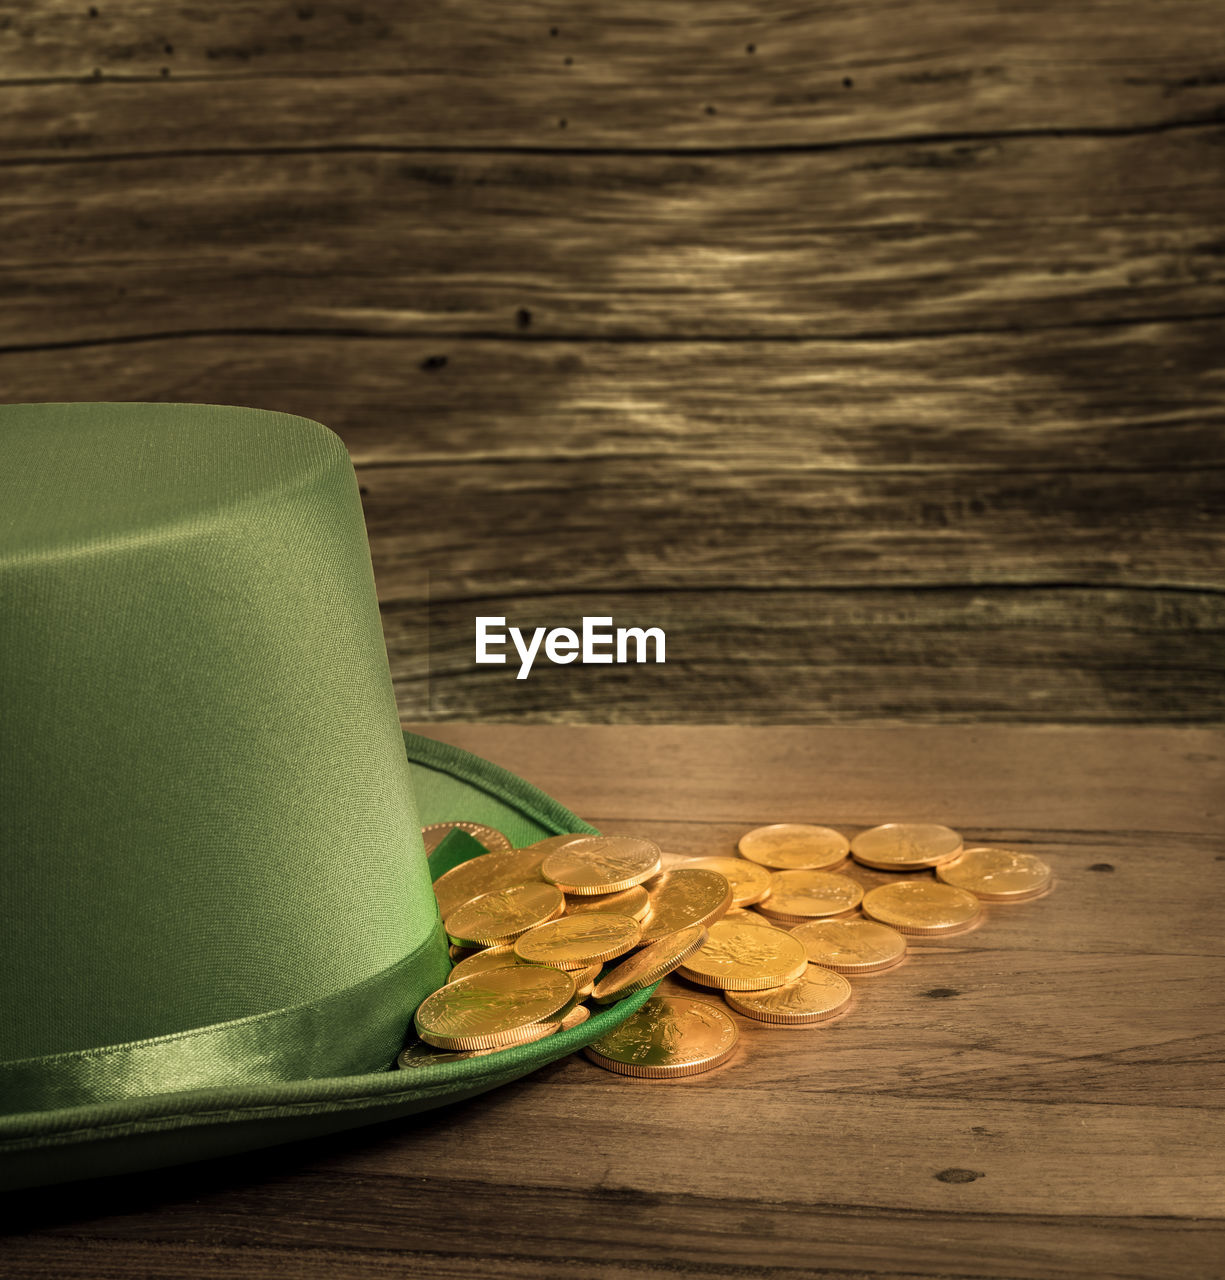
4,1209,1222,1280
2,1,1224,157
1,726,1221,1279
293,1090,1225,1219
397,587,1225,723
3,327,1220,472
1,134,1223,346
407,725,1225,835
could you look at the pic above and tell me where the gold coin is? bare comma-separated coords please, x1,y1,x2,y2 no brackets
590,924,710,1004
724,968,853,1025
756,869,863,924
513,912,642,970
790,918,908,974
558,1003,591,1032
422,821,513,856
414,965,576,1050
584,995,738,1078
449,943,479,962
676,916,808,990
689,857,773,907
565,883,652,922
723,908,784,929
737,824,850,870
446,943,520,983
572,962,603,998
541,834,662,896
862,880,982,935
444,881,565,947
639,868,733,943
396,1038,503,1069
519,833,591,855
936,847,1054,901
850,822,963,871
431,846,548,919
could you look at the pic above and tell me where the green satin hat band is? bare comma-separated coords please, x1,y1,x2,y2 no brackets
0,924,451,1113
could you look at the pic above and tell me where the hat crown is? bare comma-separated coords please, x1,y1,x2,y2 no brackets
0,403,435,1062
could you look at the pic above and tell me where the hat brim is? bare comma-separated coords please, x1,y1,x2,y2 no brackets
0,731,659,1190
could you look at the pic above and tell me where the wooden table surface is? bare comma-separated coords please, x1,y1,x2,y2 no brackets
3,723,1221,1279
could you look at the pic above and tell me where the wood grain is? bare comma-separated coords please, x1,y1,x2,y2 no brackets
1,135,1223,347
1,724,1221,1279
0,1,1222,723
2,1,1224,157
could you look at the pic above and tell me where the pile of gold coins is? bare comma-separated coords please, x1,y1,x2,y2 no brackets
399,821,1053,1079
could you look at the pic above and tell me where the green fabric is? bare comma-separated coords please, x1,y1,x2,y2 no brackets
0,403,653,1189
0,403,434,1060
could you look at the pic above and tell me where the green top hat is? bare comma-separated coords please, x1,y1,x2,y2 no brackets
0,403,654,1190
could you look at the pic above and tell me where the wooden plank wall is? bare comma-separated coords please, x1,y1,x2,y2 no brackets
2,2,1223,722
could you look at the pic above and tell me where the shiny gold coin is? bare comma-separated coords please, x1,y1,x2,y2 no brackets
676,916,809,991
689,856,773,907
723,908,785,929
422,821,513,856
558,1003,591,1032
590,924,711,1004
446,943,520,983
541,834,662,896
737,824,850,870
396,1038,503,1069
724,968,853,1025
862,880,982,935
791,918,908,974
584,995,738,1078
936,846,1054,901
639,868,733,943
572,962,603,999
565,883,652,922
518,833,591,855
444,881,565,947
431,845,549,919
850,822,963,871
414,965,576,1051
513,912,642,970
756,869,864,924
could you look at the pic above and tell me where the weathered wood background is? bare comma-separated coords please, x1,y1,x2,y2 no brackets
2,2,1223,721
